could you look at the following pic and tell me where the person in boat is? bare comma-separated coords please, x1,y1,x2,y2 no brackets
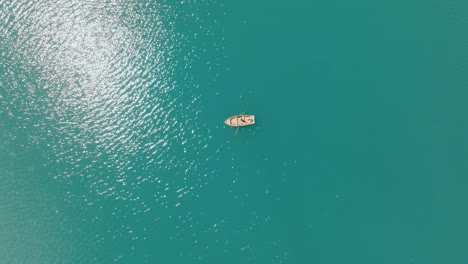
238,115,246,123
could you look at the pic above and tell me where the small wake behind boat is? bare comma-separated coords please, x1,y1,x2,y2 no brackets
224,114,255,127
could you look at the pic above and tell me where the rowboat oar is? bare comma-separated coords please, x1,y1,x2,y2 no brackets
235,126,240,136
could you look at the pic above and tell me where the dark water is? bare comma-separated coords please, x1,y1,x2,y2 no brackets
1,0,468,263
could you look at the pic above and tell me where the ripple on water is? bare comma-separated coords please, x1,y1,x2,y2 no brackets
0,0,225,255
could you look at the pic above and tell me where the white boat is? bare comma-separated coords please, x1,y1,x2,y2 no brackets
224,114,255,127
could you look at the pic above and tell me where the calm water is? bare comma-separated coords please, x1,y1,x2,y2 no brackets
1,0,468,263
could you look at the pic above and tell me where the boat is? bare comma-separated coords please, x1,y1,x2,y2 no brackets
224,114,255,127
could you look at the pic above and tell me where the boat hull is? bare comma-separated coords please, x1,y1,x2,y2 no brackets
224,115,255,127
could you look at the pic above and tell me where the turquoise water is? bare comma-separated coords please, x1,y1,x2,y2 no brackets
1,0,468,263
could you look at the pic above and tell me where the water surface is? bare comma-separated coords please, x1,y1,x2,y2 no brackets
1,0,468,263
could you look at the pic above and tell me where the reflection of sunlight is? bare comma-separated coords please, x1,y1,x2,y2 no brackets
2,0,215,212
1,1,225,260
1,0,184,185
16,0,177,157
